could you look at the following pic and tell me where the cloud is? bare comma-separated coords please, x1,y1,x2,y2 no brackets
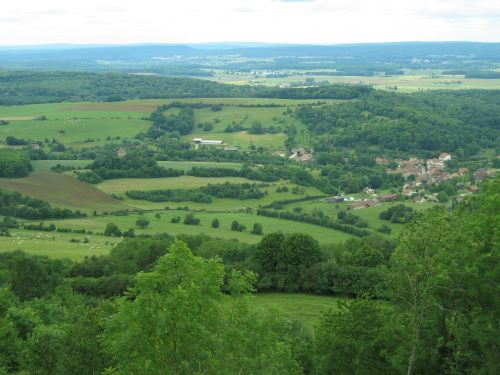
276,0,316,2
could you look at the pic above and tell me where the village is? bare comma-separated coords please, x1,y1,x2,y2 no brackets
327,152,495,210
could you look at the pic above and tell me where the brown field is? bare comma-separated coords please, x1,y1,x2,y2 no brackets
0,171,127,213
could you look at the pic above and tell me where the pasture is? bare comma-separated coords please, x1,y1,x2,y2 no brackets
47,210,355,244
0,229,113,260
251,293,345,328
97,175,259,194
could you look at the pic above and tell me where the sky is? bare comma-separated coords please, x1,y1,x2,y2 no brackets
1,0,499,46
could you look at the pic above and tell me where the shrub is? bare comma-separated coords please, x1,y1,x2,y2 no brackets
251,223,263,235
183,213,200,225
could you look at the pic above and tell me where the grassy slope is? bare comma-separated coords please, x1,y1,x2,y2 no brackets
0,171,127,213
251,293,345,328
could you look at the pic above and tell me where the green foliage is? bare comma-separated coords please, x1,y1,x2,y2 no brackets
86,150,184,181
296,90,500,155
315,299,406,375
251,223,263,235
379,204,416,223
253,233,324,292
0,251,65,300
183,213,200,225
0,150,32,178
231,220,246,232
104,223,122,237
103,241,301,374
211,218,220,228
135,218,150,229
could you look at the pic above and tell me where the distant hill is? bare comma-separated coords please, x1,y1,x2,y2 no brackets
0,42,498,73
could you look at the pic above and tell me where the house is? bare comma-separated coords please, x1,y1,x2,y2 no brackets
272,150,286,158
439,152,451,161
379,193,399,202
348,199,380,210
30,143,40,150
457,167,469,176
224,146,239,152
117,148,127,158
468,185,480,193
375,157,389,165
363,187,375,195
474,169,489,181
289,147,313,163
427,158,445,170
414,196,426,203
402,184,413,196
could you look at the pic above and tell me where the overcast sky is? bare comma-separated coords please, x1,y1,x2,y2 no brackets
1,0,499,45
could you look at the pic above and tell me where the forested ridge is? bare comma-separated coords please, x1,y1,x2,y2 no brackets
0,70,371,105
296,90,500,155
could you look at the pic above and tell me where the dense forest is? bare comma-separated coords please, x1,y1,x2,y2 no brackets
296,90,500,156
0,178,498,374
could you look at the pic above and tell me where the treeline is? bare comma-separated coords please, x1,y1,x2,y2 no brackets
0,190,86,220
0,70,372,105
257,208,371,237
78,150,184,183
296,90,500,156
0,150,32,178
148,106,195,138
126,182,267,203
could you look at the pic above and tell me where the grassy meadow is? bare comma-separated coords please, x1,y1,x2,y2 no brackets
251,293,346,328
0,229,113,260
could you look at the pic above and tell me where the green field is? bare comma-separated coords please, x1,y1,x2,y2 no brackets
0,171,126,213
47,209,354,244
285,198,437,236
0,230,113,260
177,105,306,149
0,97,330,150
251,293,345,328
97,175,259,195
207,70,500,93
0,101,151,148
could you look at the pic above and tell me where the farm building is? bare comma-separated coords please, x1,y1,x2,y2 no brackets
193,138,224,145
379,194,399,202
348,199,380,210
323,196,345,203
